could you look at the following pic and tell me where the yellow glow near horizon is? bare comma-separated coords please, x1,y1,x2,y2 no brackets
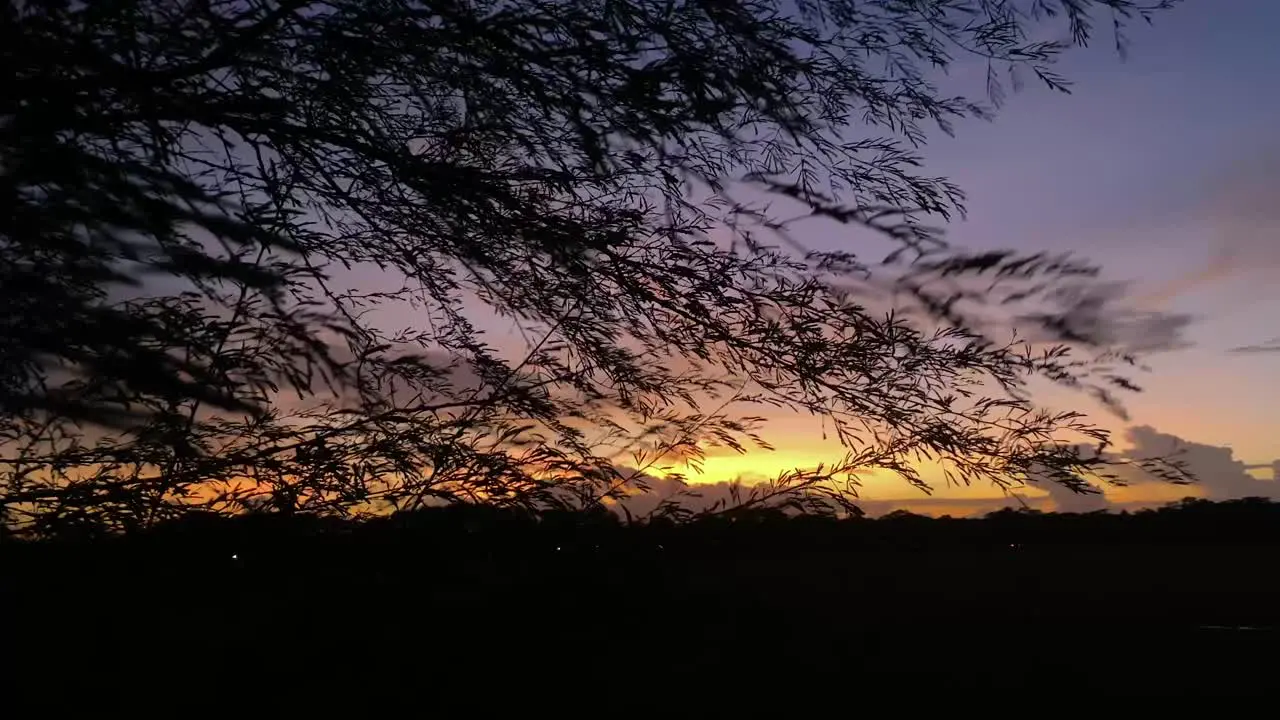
669,447,989,499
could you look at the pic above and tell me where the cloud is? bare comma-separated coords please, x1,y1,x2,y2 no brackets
857,496,1047,517
1018,281,1195,354
1142,147,1280,308
614,475,1106,518
1115,426,1280,502
1136,246,1239,309
612,468,1084,519
1230,337,1280,354
611,471,768,518
1038,478,1112,514
608,425,1280,519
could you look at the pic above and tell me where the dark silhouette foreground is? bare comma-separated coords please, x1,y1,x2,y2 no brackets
6,498,1280,706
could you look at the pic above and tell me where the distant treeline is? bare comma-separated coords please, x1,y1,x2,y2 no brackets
8,496,1280,560
9,497,1280,706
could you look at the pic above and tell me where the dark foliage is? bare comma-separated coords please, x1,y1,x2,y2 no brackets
7,499,1280,707
3,0,1191,536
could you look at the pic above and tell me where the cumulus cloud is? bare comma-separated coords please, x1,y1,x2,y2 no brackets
1021,426,1279,511
1116,426,1280,502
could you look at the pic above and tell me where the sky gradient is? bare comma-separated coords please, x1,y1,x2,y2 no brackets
346,1,1280,513
924,0,1280,462
681,0,1280,509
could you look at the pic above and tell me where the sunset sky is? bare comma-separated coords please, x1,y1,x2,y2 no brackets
349,1,1280,513
924,0,1280,455
657,0,1280,510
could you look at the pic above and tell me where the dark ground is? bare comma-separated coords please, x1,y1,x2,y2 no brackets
5,501,1280,709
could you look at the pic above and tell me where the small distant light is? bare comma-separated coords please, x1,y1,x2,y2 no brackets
555,546,562,552
657,544,664,550
231,553,239,560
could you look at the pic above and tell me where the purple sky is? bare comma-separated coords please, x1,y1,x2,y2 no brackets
644,0,1280,503
887,0,1280,466
346,1,1279,506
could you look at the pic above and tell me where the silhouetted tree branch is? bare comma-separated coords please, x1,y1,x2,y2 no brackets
2,0,1190,538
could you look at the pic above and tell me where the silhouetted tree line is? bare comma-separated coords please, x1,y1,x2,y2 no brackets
9,497,1280,567
9,496,1280,707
